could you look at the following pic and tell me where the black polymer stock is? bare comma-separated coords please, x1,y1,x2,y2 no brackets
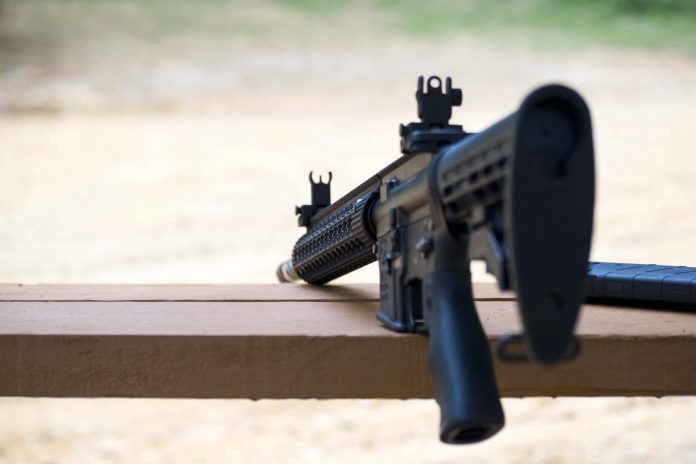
277,76,695,444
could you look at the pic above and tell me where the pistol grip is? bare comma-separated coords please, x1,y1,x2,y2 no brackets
425,271,505,444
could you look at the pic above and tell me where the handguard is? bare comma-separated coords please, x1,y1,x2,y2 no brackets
277,77,595,444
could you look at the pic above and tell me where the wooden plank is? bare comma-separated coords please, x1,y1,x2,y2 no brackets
0,285,694,399
0,283,513,302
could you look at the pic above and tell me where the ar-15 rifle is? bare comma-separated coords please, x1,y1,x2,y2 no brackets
277,76,595,443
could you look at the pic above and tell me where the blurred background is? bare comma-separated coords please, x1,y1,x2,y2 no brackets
1,0,696,462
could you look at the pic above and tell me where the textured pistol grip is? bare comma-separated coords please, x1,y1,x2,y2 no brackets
426,272,505,444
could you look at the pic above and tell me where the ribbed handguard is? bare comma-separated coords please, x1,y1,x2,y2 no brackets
291,192,378,285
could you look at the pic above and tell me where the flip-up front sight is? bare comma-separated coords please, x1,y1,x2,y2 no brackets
295,171,332,228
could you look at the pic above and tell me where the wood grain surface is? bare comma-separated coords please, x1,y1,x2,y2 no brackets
1,284,694,399
0,283,514,302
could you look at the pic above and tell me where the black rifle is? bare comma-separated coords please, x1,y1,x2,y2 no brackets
278,76,594,443
277,76,694,443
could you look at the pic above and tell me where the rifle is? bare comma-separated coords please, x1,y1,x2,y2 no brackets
276,76,693,443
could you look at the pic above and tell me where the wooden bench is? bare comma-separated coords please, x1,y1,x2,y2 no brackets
1,283,695,399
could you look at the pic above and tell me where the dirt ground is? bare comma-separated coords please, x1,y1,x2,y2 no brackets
1,4,696,463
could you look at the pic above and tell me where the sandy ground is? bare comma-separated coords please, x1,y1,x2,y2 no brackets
2,397,695,464
1,5,696,463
